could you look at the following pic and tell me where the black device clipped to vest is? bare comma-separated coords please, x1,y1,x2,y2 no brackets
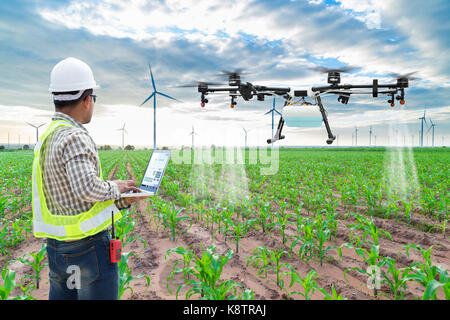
109,212,122,263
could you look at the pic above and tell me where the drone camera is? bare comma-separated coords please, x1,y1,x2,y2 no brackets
257,93,265,101
337,94,350,104
294,90,308,97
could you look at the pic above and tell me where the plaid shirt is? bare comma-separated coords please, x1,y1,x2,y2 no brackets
40,112,128,215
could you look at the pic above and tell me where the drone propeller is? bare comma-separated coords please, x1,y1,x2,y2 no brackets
387,71,419,81
173,81,225,88
216,68,250,77
309,65,360,74
310,65,360,85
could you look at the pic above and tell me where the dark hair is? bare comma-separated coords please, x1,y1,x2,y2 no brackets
53,89,93,109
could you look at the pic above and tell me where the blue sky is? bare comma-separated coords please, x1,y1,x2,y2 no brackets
0,0,449,148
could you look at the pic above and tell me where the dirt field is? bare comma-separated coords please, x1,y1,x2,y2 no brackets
3,158,448,300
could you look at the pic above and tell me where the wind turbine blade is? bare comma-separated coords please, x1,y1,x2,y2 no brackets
156,91,179,102
274,109,282,116
38,123,45,128
139,92,155,106
264,110,272,115
149,64,156,91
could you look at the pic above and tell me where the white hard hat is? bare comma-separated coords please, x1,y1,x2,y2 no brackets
49,57,99,92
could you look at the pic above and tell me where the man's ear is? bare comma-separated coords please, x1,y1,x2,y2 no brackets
81,95,90,110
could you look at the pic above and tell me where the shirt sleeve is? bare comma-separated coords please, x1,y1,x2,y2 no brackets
61,130,122,203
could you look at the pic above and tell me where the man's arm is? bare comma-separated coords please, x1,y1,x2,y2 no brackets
61,131,138,207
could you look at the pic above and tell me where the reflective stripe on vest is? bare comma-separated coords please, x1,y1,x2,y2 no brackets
32,120,121,241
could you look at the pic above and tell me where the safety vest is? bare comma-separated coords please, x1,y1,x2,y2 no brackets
32,120,121,241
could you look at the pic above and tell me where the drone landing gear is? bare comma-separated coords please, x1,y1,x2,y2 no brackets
316,96,336,145
267,117,285,144
267,97,336,145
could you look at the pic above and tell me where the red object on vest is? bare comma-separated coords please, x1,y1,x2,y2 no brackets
110,212,122,263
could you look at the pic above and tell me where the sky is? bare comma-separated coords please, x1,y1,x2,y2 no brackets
0,0,449,148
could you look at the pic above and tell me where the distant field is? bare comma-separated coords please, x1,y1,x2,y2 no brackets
0,148,449,300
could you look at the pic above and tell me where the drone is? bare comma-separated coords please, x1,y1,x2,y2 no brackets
178,67,414,145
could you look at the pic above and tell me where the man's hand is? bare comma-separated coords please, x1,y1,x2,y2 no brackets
124,196,144,206
112,180,140,193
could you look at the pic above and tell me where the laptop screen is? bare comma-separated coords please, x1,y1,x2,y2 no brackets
140,150,171,193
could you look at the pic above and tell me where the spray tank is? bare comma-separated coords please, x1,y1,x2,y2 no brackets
281,104,323,127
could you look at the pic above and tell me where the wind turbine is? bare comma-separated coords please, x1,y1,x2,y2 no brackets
355,127,358,146
188,126,198,150
139,64,180,150
427,118,436,147
27,122,45,143
264,97,281,147
243,127,250,149
369,126,373,146
418,108,428,147
117,122,127,150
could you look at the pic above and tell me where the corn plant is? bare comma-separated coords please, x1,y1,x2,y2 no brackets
118,252,150,300
246,246,271,279
287,269,320,300
115,211,147,249
430,219,448,238
323,210,339,240
219,207,234,242
294,217,315,261
346,213,392,246
257,201,271,235
247,246,292,290
299,217,335,266
166,245,195,293
340,243,388,297
168,244,251,300
401,244,449,300
226,217,255,253
14,280,36,300
318,284,347,300
0,262,16,300
16,243,47,289
400,196,416,224
381,257,408,300
0,223,9,256
268,203,293,245
292,202,304,238
164,205,192,242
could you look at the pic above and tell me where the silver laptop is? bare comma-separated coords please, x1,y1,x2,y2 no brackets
120,150,171,198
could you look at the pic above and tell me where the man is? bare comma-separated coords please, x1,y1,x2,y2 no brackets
32,57,142,300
